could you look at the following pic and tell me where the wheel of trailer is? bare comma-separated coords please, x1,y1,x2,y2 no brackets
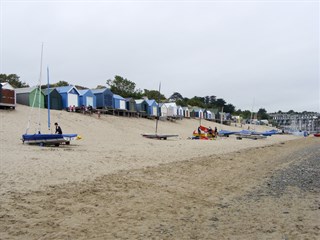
55,143,60,147
66,141,70,145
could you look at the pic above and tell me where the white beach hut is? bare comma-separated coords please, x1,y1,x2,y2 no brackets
177,105,183,117
183,107,190,118
159,103,168,117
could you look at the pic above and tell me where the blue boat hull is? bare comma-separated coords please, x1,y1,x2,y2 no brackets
22,134,78,145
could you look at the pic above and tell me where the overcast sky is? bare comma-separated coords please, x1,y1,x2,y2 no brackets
1,0,319,113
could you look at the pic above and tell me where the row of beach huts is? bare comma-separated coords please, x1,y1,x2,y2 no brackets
1,82,223,120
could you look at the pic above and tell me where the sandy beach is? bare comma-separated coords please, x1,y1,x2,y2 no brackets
0,105,319,239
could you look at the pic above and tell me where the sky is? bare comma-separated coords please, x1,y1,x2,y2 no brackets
1,0,319,113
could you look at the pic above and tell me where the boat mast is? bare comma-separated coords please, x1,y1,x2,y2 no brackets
47,67,51,131
36,43,44,134
25,43,44,134
155,82,161,135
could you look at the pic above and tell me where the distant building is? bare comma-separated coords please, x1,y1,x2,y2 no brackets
270,112,320,133
0,82,16,109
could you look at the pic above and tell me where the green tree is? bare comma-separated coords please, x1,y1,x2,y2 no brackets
257,108,269,120
96,85,106,89
107,75,142,98
215,98,226,108
287,110,295,114
143,89,166,101
240,110,252,120
224,104,236,114
55,81,69,87
169,92,183,102
188,96,205,108
0,74,29,88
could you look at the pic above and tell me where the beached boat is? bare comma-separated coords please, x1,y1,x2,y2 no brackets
22,45,78,146
22,133,78,145
192,125,216,140
142,133,178,140
314,133,320,137
142,83,178,140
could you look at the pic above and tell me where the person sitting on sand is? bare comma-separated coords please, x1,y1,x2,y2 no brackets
198,126,202,135
208,127,213,137
54,122,62,134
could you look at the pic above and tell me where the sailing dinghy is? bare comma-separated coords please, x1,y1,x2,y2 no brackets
141,83,178,140
22,45,78,146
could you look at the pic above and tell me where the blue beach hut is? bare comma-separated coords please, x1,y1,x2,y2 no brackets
42,88,63,110
55,86,80,109
125,98,137,112
113,94,126,110
78,89,96,108
146,99,158,117
135,99,148,113
91,88,113,109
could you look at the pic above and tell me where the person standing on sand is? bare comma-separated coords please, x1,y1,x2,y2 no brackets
54,122,63,134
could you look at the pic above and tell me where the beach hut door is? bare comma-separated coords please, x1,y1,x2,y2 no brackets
153,106,157,116
120,100,126,109
86,96,93,107
68,94,78,107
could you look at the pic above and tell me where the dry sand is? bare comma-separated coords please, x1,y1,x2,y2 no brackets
0,105,319,239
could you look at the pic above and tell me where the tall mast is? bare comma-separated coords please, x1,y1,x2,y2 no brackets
36,43,44,133
155,82,161,135
47,67,51,131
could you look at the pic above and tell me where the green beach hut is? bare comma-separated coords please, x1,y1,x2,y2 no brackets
15,87,45,108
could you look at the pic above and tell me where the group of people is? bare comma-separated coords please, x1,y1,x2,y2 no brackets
197,126,218,138
208,126,218,137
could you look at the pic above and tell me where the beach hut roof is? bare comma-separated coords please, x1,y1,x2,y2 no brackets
91,88,113,94
135,99,147,104
15,87,38,94
210,108,219,114
42,88,57,96
163,102,177,107
113,94,125,100
55,86,80,95
159,103,167,108
78,89,90,96
146,99,157,106
1,82,14,90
